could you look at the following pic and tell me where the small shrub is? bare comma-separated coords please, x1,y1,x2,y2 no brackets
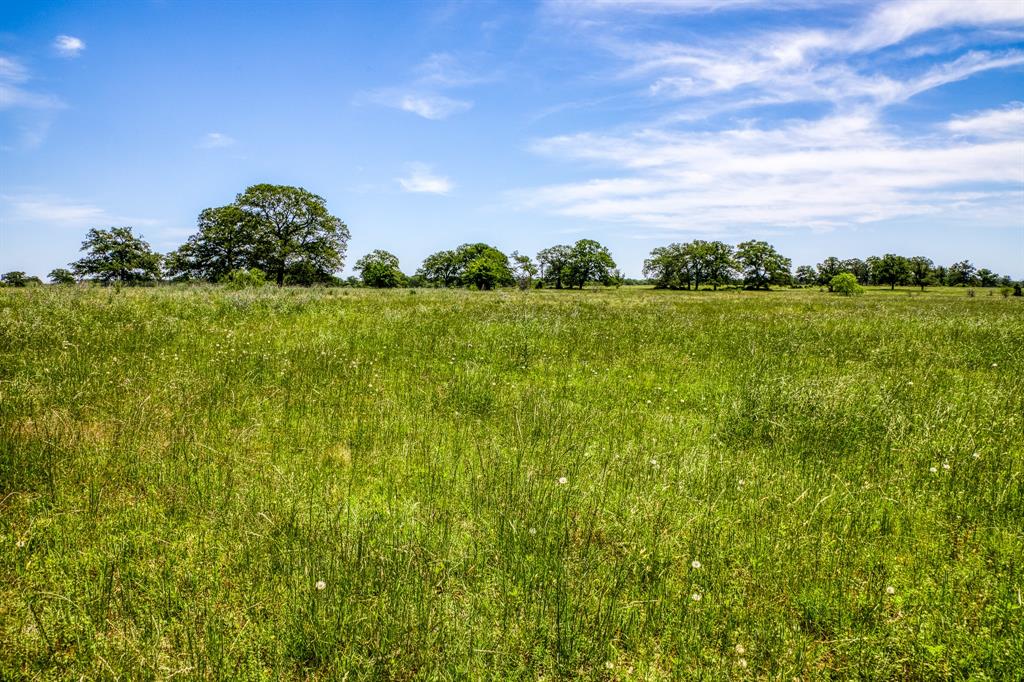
223,268,267,289
967,288,976,298
829,272,864,296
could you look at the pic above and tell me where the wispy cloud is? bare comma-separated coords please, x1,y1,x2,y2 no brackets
0,56,63,111
398,163,454,194
198,132,236,148
53,35,86,58
520,0,1024,235
362,53,485,120
2,194,161,229
947,103,1024,139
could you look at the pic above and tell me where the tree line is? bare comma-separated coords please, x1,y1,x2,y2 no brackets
2,182,1020,294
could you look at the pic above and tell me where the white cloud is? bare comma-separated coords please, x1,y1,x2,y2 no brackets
0,56,63,110
4,195,109,226
399,94,473,120
198,132,236,148
54,35,86,58
947,103,1024,139
520,114,1024,231
398,163,454,194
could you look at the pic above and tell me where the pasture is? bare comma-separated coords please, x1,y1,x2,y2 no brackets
1,285,1021,679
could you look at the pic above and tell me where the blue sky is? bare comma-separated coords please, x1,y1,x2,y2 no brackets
2,0,1022,279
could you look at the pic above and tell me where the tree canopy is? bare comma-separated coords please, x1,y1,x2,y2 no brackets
563,239,617,289
417,243,513,289
71,227,162,284
354,250,404,288
735,240,791,290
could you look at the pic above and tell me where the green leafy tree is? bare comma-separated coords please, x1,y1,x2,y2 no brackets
816,257,844,290
830,272,864,296
842,258,871,284
564,239,616,289
976,268,999,287
2,271,43,287
417,250,461,287
874,254,911,290
235,184,349,287
71,227,162,284
536,245,573,289
908,256,935,291
643,243,690,289
688,240,734,290
165,205,258,282
947,260,977,287
48,268,76,285
511,251,539,290
795,265,817,286
735,240,791,290
354,250,404,288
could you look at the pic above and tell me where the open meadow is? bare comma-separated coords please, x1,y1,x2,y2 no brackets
1,285,1022,679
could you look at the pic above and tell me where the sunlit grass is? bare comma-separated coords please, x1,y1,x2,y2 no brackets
1,285,1022,678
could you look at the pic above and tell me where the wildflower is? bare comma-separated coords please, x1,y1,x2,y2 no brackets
691,592,702,602
735,644,746,655
737,658,748,669
691,560,701,570
886,586,896,595
528,528,537,536
604,661,614,670
929,466,937,473
991,363,998,368
907,381,913,386
650,458,658,468
942,462,950,470
558,476,568,485
16,538,26,549
973,452,980,460
315,580,326,591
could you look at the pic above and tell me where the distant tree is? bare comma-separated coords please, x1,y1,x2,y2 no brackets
536,244,573,289
830,272,864,296
842,258,871,284
735,240,791,290
418,243,513,289
643,243,690,289
564,239,616,289
947,260,977,287
874,254,911,290
71,227,162,284
511,251,539,290
933,265,949,287
908,256,935,291
48,268,76,285
234,184,349,287
165,205,257,282
354,250,404,288
865,255,882,285
976,268,999,287
2,271,43,287
795,265,817,286
1015,283,1023,297
689,240,734,290
816,257,844,290
418,250,461,287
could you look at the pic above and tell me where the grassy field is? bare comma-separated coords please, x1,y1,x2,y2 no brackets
1,285,1022,679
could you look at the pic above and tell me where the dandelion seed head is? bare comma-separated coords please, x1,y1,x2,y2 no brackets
557,476,568,485
886,586,896,595
942,462,950,470
691,560,701,569
528,527,536,536
929,466,937,473
691,592,702,602
315,580,326,591
735,644,746,655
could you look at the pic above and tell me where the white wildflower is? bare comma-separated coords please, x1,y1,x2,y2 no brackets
691,560,701,570
886,586,896,595
735,644,746,655
557,476,568,485
315,580,326,591
691,592,702,602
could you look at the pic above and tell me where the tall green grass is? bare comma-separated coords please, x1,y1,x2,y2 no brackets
1,285,1021,679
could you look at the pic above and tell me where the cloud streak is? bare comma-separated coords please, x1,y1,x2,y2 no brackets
398,163,454,194
53,35,86,58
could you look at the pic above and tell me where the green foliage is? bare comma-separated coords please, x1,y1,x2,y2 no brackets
563,239,617,289
794,265,817,286
644,240,734,290
354,250,404,288
1,272,42,287
536,244,572,289
417,243,513,289
875,254,912,290
222,267,267,289
829,272,864,295
48,268,76,285
908,256,936,291
165,205,258,282
735,240,791,290
510,251,538,290
234,184,349,287
1,286,1021,678
71,227,162,285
